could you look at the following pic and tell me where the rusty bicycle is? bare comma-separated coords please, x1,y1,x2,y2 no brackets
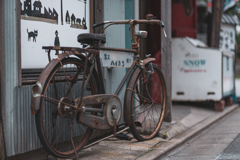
31,15,167,158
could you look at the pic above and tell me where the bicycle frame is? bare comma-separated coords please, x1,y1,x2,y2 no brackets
94,47,156,96
31,17,165,123
30,15,168,159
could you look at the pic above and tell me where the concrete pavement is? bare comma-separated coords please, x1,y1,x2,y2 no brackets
70,103,239,160
159,107,240,160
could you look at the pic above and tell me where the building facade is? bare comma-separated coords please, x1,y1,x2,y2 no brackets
0,0,171,158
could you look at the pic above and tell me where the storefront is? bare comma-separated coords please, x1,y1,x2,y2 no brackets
0,0,172,158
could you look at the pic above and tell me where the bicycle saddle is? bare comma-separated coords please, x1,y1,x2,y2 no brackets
77,33,106,46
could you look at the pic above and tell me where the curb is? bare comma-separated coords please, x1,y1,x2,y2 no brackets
136,105,239,160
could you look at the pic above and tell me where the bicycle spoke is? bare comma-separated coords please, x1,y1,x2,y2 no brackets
134,95,141,103
127,88,154,104
41,95,75,108
46,90,58,100
132,103,154,117
44,98,58,105
59,61,76,101
129,64,166,141
133,104,141,109
46,112,69,138
36,58,102,157
52,78,59,100
64,66,82,98
52,124,67,149
153,88,162,101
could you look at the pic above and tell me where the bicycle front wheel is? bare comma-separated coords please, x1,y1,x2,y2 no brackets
35,57,98,158
128,63,166,141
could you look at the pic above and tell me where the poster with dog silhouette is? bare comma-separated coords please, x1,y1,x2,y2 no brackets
20,0,90,68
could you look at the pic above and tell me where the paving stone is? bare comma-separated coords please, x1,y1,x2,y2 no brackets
162,154,218,160
34,105,238,160
173,144,228,156
78,144,142,160
189,133,238,145
207,126,240,134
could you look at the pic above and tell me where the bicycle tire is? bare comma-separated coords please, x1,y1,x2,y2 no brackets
127,63,166,141
35,57,99,158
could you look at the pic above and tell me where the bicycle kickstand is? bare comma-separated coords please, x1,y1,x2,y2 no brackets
112,109,132,140
112,109,118,137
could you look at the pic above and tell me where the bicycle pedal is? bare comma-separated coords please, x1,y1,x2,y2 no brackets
115,133,132,141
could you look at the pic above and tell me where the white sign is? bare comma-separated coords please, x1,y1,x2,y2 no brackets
223,51,234,97
219,24,235,54
20,0,90,68
220,25,235,97
100,50,134,68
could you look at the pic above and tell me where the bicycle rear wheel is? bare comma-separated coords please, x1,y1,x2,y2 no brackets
35,57,98,158
128,63,166,141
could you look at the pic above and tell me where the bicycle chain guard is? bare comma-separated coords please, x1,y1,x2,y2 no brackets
78,94,122,130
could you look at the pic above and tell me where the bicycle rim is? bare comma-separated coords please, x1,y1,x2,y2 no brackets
129,64,166,141
35,58,97,158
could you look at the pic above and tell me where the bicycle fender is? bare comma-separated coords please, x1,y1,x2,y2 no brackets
143,57,155,65
124,58,156,126
124,67,141,126
30,51,87,115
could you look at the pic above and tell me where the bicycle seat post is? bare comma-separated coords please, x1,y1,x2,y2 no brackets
130,20,141,62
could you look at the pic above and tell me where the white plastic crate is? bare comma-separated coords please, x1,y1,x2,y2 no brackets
172,37,234,101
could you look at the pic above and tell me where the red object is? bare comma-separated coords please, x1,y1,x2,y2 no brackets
172,0,197,38
153,50,161,68
214,100,225,111
151,51,162,103
208,2,212,7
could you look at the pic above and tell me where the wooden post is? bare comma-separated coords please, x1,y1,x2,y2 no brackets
139,0,148,59
0,0,7,159
94,0,104,34
17,0,21,87
61,0,63,25
90,0,94,33
161,0,172,122
209,0,224,48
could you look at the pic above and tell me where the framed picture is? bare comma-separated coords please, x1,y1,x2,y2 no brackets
20,0,91,69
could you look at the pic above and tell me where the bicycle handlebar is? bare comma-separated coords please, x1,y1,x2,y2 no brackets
92,19,165,28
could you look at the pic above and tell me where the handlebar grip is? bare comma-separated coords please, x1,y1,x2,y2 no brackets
92,22,105,28
159,21,164,28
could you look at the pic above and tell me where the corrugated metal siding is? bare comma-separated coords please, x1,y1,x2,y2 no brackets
104,0,126,124
15,86,42,154
4,0,19,156
6,78,100,156
4,0,42,156
41,81,90,146
3,0,128,156
222,14,239,25
7,82,94,156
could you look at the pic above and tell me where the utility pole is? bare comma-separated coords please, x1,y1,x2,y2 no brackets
0,0,7,159
209,0,224,48
84,0,87,29
94,0,104,33
161,0,172,122
61,0,63,25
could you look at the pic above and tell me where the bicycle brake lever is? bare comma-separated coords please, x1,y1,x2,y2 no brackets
162,28,167,38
